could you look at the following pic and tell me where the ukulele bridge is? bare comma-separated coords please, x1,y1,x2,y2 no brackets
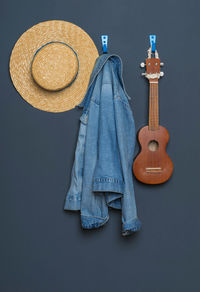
145,167,162,173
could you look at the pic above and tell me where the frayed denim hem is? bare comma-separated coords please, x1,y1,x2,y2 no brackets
122,218,142,236
81,214,109,229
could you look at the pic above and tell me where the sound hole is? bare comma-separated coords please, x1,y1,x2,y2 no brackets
148,140,159,152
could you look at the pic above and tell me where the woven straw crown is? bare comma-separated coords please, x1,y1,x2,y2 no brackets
9,20,99,112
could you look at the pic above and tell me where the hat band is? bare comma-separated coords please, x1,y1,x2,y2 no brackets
31,41,79,91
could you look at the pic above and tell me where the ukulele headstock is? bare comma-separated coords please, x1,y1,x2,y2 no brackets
140,35,164,81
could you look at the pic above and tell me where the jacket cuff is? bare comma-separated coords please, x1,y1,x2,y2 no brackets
92,177,124,194
122,218,142,236
64,193,81,211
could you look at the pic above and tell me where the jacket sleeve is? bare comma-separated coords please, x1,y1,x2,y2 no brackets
64,112,88,211
92,61,124,195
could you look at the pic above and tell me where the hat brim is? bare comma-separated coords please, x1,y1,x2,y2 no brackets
9,20,99,113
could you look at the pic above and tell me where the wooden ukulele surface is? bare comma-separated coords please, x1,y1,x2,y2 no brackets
133,44,173,184
133,126,173,184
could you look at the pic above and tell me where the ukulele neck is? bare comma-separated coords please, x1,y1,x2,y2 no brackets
149,79,159,130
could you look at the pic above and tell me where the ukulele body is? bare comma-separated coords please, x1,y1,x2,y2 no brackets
133,125,173,184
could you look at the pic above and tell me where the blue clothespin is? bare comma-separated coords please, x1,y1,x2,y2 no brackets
149,35,156,53
101,35,108,53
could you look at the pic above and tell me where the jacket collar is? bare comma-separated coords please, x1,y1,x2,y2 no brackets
78,53,129,109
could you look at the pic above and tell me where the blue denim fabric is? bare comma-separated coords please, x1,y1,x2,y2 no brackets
64,54,141,236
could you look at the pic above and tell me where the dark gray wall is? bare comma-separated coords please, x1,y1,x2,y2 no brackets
1,0,200,291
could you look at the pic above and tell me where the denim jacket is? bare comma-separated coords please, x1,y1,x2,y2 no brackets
64,53,141,236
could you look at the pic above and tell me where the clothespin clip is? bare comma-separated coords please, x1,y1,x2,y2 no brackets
149,35,156,53
101,35,108,54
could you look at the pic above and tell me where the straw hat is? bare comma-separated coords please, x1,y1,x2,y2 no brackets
9,20,99,112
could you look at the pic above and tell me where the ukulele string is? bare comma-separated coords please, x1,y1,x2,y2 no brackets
154,83,158,168
151,82,158,169
150,82,154,168
154,82,158,168
152,83,155,168
154,82,159,169
149,82,152,167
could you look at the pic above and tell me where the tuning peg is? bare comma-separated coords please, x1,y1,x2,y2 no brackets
141,73,146,76
140,62,145,68
160,72,164,77
160,62,164,66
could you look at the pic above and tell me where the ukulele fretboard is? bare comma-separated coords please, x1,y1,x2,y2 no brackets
149,80,159,130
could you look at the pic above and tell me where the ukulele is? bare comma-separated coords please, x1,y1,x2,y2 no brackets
133,40,173,184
